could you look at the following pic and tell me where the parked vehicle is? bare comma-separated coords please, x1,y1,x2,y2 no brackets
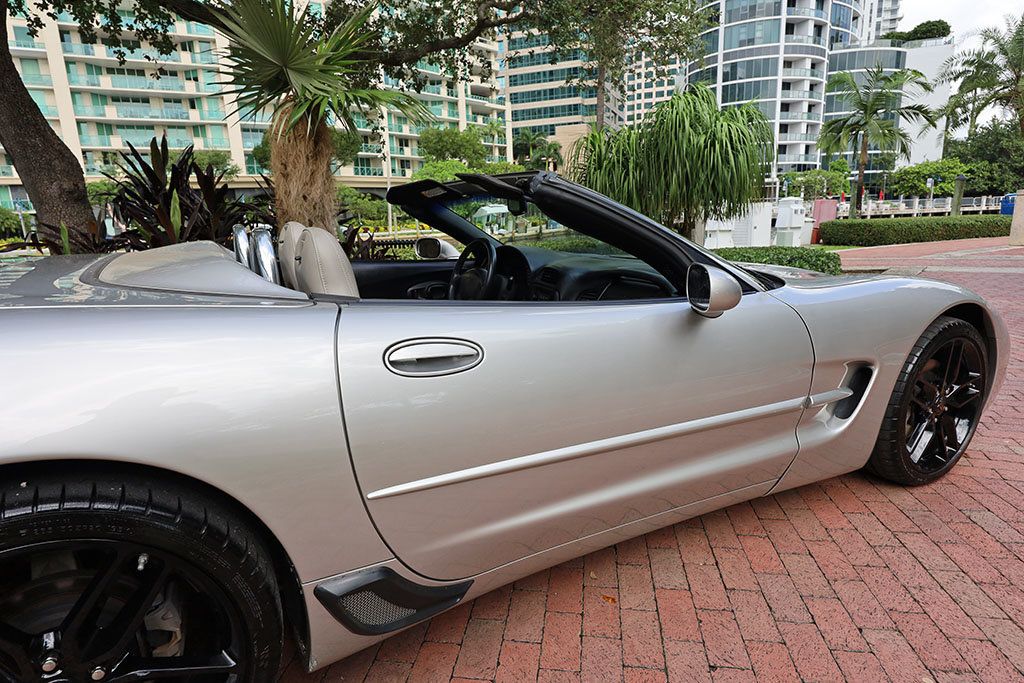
0,172,1007,680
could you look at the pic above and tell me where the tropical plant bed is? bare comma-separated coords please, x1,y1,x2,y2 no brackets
714,247,842,276
820,215,1011,247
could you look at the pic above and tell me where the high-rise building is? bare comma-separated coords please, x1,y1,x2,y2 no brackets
862,0,903,42
502,31,622,154
2,7,512,213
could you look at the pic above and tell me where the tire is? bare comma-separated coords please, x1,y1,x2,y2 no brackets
867,315,988,485
0,469,283,682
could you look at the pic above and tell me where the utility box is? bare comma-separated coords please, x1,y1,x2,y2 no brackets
709,201,772,247
775,197,806,246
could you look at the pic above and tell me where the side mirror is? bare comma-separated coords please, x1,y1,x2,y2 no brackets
686,263,742,318
415,236,460,260
415,236,442,259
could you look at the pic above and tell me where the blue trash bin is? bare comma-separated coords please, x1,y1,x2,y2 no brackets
1001,193,1017,215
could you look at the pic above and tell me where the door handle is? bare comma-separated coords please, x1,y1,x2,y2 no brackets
384,339,483,377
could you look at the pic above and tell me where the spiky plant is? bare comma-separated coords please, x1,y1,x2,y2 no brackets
818,66,936,213
569,83,773,240
214,0,427,230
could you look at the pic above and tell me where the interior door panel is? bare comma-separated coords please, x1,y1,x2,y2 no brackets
350,260,456,299
336,295,814,580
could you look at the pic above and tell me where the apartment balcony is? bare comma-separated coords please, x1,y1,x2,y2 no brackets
62,42,96,55
242,134,264,149
416,61,442,74
778,133,818,142
777,153,819,163
67,73,102,87
181,21,215,36
9,38,45,52
199,109,226,121
1,199,34,212
115,106,191,121
784,34,826,46
360,143,383,154
780,110,821,121
37,105,59,118
22,73,53,87
353,166,385,176
389,145,420,157
780,90,819,100
110,75,187,92
74,105,109,117
79,135,113,147
189,52,219,65
120,134,159,147
0,165,14,177
198,137,231,150
781,68,825,80
786,7,828,19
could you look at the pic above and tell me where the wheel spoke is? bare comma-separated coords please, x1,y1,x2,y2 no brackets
941,339,965,394
907,419,936,463
107,650,238,682
84,564,171,666
939,414,962,455
62,549,132,646
947,372,984,408
0,623,34,681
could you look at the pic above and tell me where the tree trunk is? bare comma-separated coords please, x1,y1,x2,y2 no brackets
269,112,338,231
0,10,96,253
853,134,868,216
595,63,607,131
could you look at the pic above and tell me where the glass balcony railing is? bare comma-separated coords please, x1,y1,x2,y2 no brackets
778,133,818,142
61,42,95,55
110,75,186,91
784,34,826,46
1,199,34,212
360,143,383,153
200,137,230,149
246,158,270,175
9,39,44,50
353,166,384,176
22,73,53,86
780,89,819,100
74,105,108,117
190,52,218,64
0,165,14,177
184,22,215,35
777,153,819,163
67,73,102,86
115,106,190,120
79,135,113,147
200,109,225,120
38,105,59,118
786,7,828,19
120,134,158,147
779,110,821,120
416,60,441,74
782,68,825,79
165,137,194,148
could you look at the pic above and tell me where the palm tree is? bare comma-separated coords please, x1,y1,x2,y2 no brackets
214,0,426,230
941,12,1024,135
818,66,936,214
513,130,547,165
938,51,1000,142
530,141,564,171
568,83,773,242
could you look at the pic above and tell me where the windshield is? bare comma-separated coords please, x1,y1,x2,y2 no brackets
442,194,632,258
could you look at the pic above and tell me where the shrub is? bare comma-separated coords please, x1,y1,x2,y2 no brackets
714,246,842,275
522,236,621,255
0,206,21,238
820,215,1011,246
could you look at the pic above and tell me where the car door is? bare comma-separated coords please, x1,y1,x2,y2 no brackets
337,293,813,580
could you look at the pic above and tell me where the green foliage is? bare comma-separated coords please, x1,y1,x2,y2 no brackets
418,127,487,166
945,119,1024,195
941,13,1024,134
889,158,970,196
0,206,21,238
570,84,774,238
214,1,426,135
189,150,240,180
882,20,951,42
85,180,119,206
782,168,850,199
525,236,621,255
820,215,1011,247
714,247,842,275
337,185,387,221
411,159,526,182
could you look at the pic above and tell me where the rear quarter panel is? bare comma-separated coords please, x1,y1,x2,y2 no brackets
0,303,391,582
768,274,1008,492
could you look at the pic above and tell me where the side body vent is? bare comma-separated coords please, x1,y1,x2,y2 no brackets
314,567,473,636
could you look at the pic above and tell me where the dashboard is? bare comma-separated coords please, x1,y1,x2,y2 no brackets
512,246,676,302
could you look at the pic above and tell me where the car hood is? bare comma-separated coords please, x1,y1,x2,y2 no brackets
737,261,884,289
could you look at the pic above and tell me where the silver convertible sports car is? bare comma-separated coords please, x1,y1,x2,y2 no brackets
0,171,1008,681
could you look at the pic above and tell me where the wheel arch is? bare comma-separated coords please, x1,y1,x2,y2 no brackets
939,302,1001,389
0,457,311,666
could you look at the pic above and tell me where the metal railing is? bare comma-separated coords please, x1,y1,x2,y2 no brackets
784,34,826,46
781,68,825,79
787,7,828,19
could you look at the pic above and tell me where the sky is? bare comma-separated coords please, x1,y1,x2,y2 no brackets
898,0,1009,46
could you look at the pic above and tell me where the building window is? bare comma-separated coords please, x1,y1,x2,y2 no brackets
724,20,780,50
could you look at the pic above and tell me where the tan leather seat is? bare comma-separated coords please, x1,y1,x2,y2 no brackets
277,221,306,288
294,227,360,298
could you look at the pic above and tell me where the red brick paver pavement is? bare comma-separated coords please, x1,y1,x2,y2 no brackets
290,237,1024,682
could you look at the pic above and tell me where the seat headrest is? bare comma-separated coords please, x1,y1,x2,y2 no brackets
295,227,360,298
278,221,306,288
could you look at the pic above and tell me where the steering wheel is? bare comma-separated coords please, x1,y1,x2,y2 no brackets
449,238,498,300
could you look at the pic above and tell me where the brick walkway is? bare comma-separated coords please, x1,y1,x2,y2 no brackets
291,238,1024,682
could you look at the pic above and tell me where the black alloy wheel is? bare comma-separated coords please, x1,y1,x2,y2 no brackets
868,316,989,485
0,471,284,683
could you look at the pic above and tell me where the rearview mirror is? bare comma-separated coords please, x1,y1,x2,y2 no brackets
415,236,442,259
686,263,742,318
508,198,528,216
